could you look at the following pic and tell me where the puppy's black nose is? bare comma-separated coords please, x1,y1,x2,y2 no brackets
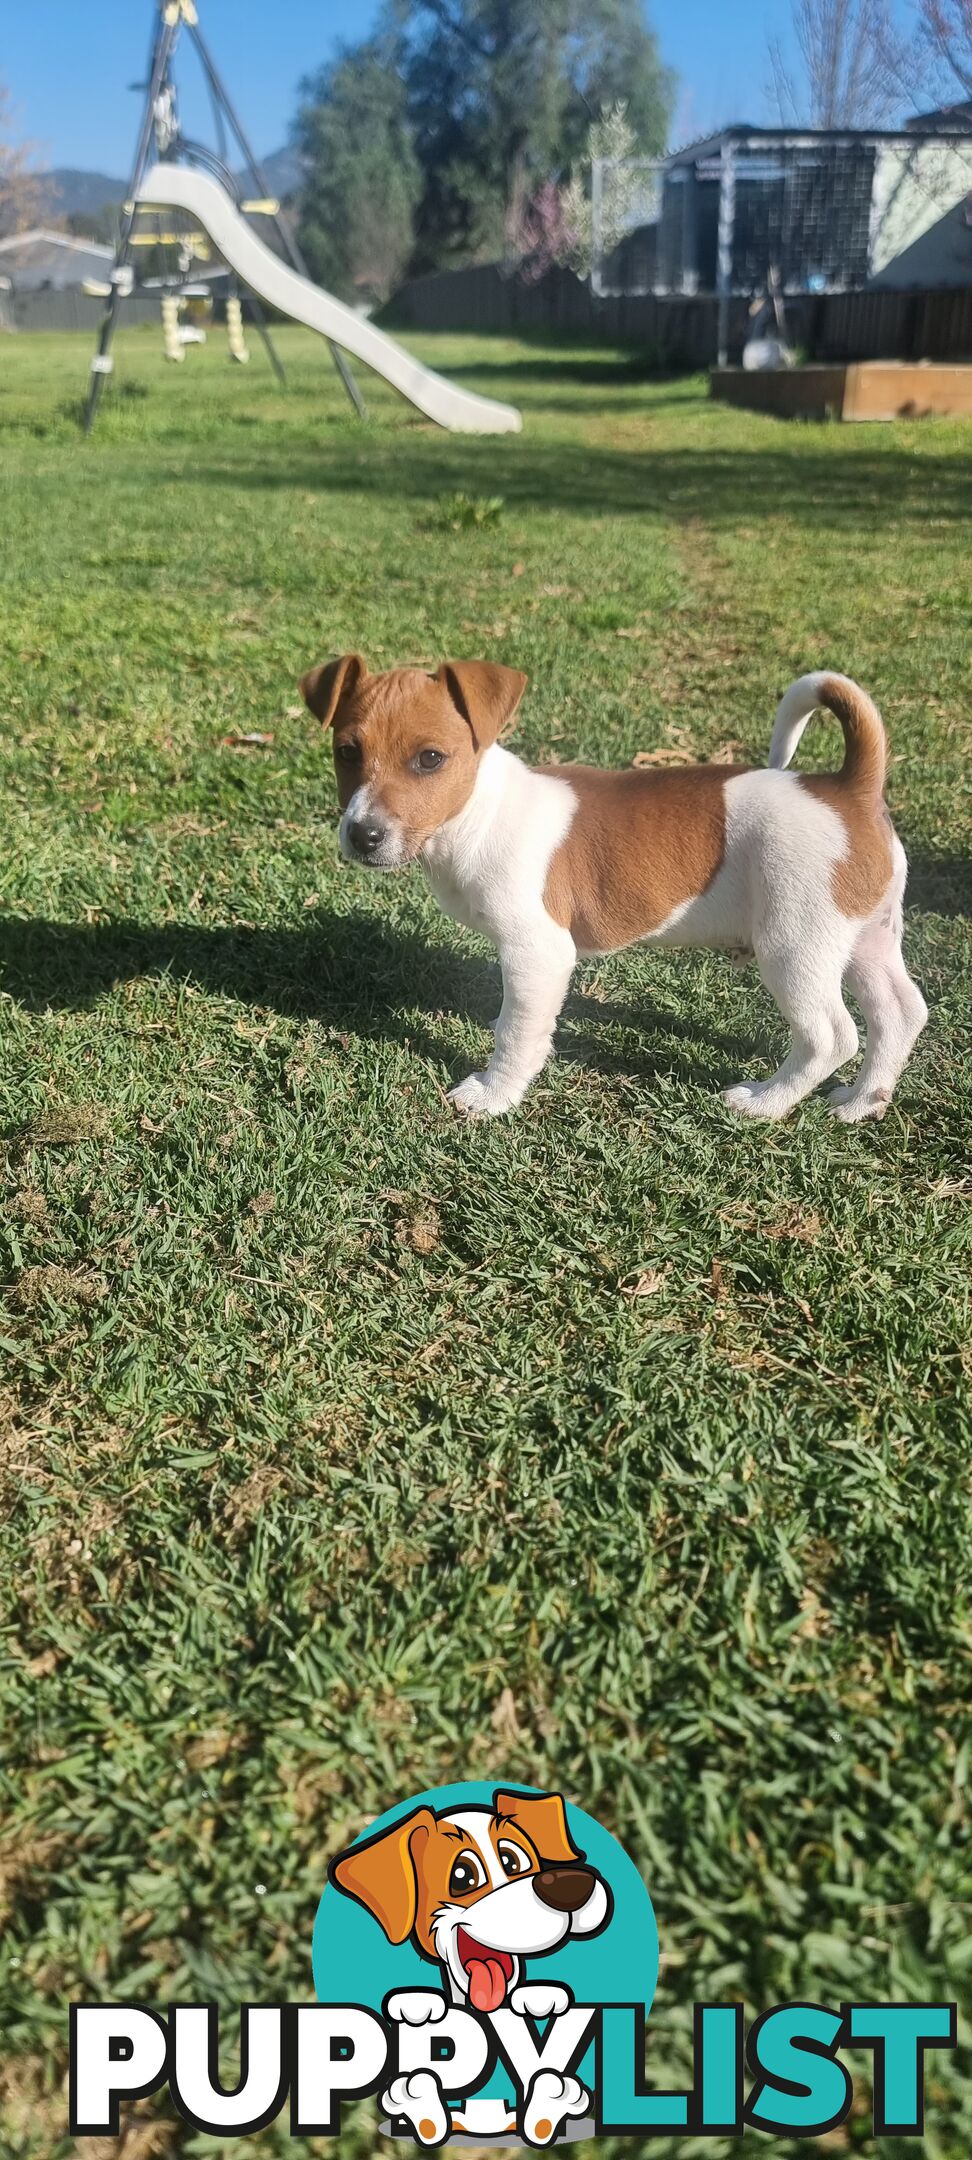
349,818,385,857
534,1866,596,1913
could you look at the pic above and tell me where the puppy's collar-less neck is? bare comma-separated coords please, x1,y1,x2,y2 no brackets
421,742,514,871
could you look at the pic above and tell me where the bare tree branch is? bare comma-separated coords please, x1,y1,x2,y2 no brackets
767,0,909,127
916,0,972,100
768,35,801,123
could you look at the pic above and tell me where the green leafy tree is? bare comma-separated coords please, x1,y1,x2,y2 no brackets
294,2,674,283
399,0,674,271
295,40,421,305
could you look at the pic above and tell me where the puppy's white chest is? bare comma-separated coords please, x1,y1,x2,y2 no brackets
423,857,488,934
421,748,577,945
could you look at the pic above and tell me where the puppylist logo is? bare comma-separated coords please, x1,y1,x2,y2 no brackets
70,1781,956,2146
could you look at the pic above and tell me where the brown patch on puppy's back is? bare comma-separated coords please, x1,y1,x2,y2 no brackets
543,763,740,953
800,776,895,917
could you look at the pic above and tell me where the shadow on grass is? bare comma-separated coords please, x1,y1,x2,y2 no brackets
906,856,972,920
423,357,709,412
182,437,972,527
431,355,693,386
0,911,759,1093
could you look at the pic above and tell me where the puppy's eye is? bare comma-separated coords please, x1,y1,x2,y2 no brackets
414,748,447,774
498,1841,530,1878
335,741,360,766
449,1851,486,1897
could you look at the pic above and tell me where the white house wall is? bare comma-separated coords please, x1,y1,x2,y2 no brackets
869,139,972,286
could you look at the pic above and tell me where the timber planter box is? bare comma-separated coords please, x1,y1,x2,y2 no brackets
710,361,972,421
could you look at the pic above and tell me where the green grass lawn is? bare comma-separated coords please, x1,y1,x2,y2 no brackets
0,325,969,2159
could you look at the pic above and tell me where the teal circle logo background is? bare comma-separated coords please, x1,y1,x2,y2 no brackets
312,1781,658,2013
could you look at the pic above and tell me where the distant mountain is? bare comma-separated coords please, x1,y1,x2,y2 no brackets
41,147,304,222
253,146,304,200
44,168,126,218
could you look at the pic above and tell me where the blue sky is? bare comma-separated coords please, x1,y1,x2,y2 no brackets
7,1,810,175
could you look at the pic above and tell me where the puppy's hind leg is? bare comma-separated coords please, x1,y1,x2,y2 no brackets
828,916,927,1123
724,937,859,1121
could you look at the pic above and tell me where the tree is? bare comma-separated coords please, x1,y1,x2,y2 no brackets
558,103,644,276
295,39,421,304
399,0,673,271
509,103,651,280
66,205,121,246
767,0,908,126
295,1,674,283
914,0,972,101
0,83,48,239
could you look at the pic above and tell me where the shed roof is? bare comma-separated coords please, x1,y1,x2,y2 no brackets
0,229,115,289
666,120,972,166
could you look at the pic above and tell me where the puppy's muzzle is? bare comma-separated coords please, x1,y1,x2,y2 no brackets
339,807,407,870
348,816,387,861
533,1865,597,1913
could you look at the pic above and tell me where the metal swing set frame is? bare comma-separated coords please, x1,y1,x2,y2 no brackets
83,0,365,432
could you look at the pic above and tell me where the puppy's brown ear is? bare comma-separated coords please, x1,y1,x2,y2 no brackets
438,661,527,750
494,1789,580,1867
300,652,368,728
328,1806,436,1945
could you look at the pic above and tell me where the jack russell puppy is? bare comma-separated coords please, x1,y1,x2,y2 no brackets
300,655,927,1125
331,1788,609,2144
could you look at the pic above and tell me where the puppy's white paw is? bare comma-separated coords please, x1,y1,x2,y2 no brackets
448,1071,491,1117
722,1080,786,1121
385,1989,447,2025
828,1086,891,1124
509,1982,572,2019
382,2070,448,2145
447,1071,515,1119
523,2069,589,2146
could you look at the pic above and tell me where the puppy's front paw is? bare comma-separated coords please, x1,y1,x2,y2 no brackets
510,1982,572,2019
828,1084,891,1124
447,1071,514,1119
722,1080,785,1121
385,1989,447,2025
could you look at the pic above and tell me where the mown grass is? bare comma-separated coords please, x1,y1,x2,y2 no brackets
0,325,969,2160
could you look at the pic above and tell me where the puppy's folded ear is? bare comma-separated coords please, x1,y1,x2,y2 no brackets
493,1788,580,1867
438,661,527,750
328,1805,436,1945
300,652,368,727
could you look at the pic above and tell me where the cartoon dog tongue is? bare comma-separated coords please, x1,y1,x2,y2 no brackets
467,1955,509,2014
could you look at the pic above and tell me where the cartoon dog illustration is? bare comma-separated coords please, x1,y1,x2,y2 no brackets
330,1786,610,2011
330,1788,610,2145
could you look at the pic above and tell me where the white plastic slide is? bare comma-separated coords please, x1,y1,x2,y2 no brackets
136,164,522,435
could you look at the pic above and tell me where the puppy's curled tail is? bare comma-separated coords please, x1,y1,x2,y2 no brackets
768,672,886,795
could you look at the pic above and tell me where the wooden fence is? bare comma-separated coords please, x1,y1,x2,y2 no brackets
3,289,163,333
380,263,972,367
9,267,971,364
